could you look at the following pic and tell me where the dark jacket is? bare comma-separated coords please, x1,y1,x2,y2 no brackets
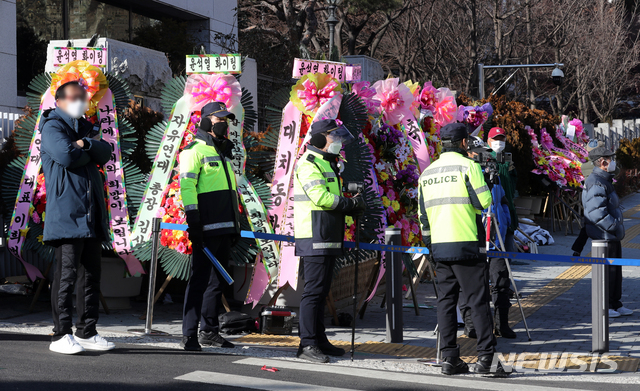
40,107,111,243
582,167,625,241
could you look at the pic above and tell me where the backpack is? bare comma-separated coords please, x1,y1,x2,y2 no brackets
218,311,257,335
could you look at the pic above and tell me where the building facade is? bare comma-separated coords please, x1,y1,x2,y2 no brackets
1,0,238,114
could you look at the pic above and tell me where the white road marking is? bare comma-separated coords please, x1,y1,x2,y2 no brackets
175,370,361,391
233,358,593,391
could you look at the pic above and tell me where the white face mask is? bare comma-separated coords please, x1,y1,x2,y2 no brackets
327,141,343,155
607,160,616,173
65,100,88,119
491,140,506,153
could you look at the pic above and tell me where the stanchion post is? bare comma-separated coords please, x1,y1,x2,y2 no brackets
591,240,610,353
385,227,403,343
145,217,162,334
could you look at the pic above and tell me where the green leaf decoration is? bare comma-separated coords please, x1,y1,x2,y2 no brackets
26,73,53,109
161,76,188,115
1,157,26,216
105,73,133,116
144,121,168,162
265,87,292,131
241,87,257,132
13,116,38,155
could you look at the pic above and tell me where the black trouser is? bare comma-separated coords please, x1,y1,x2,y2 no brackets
299,255,335,347
51,238,102,342
489,258,511,309
572,226,589,254
182,235,232,337
436,258,496,358
607,241,623,310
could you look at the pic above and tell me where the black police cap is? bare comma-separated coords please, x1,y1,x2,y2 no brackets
201,101,235,121
310,119,342,136
440,123,468,142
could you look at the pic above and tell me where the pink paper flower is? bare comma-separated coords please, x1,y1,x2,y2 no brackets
433,88,458,128
184,74,242,114
372,78,414,125
352,81,381,115
419,81,437,113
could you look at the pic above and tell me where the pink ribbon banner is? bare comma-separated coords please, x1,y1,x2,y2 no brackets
267,102,303,235
245,253,271,308
346,64,362,83
402,116,431,171
7,90,56,281
99,90,144,276
276,94,344,290
53,47,107,68
293,58,346,83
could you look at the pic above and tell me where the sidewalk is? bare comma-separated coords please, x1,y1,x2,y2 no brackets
3,192,640,381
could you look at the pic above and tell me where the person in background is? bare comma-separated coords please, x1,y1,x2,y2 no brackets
418,123,508,376
582,146,631,318
572,140,604,256
462,138,516,339
293,119,365,363
41,81,114,354
180,101,241,351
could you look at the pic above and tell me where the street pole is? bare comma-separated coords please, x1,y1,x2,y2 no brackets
591,240,610,353
326,0,340,59
385,227,403,343
477,63,564,100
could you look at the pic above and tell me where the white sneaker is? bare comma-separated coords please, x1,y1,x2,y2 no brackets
49,334,85,355
609,309,621,318
75,334,116,351
617,306,633,316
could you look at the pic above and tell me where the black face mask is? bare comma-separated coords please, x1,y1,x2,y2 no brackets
212,121,229,138
199,117,213,132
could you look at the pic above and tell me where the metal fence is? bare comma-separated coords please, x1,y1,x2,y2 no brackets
589,119,640,151
0,110,24,140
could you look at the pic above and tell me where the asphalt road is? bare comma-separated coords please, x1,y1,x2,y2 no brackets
1,332,638,391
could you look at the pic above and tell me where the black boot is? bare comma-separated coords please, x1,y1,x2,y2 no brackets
494,307,516,339
198,331,235,348
475,354,511,377
462,308,477,339
297,345,330,363
318,342,346,356
180,336,202,351
441,356,469,375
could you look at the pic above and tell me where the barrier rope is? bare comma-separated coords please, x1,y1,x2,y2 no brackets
159,222,640,266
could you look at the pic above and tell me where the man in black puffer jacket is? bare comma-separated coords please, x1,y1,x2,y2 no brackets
582,146,630,318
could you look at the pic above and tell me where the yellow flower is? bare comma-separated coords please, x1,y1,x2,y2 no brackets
162,215,171,223
345,216,354,226
37,235,44,244
408,232,415,243
382,196,391,208
391,200,400,212
42,212,45,220
380,172,389,181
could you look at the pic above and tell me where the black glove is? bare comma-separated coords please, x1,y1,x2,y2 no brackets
185,210,203,248
345,195,366,216
187,226,204,249
231,233,241,248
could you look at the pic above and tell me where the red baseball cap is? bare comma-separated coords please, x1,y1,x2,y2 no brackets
488,127,506,139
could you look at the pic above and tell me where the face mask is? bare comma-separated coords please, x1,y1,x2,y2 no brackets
65,100,88,119
199,117,213,132
607,160,616,173
491,140,506,153
212,121,229,138
327,141,343,155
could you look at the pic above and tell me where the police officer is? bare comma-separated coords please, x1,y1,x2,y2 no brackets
294,119,365,363
418,123,508,376
179,101,241,351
